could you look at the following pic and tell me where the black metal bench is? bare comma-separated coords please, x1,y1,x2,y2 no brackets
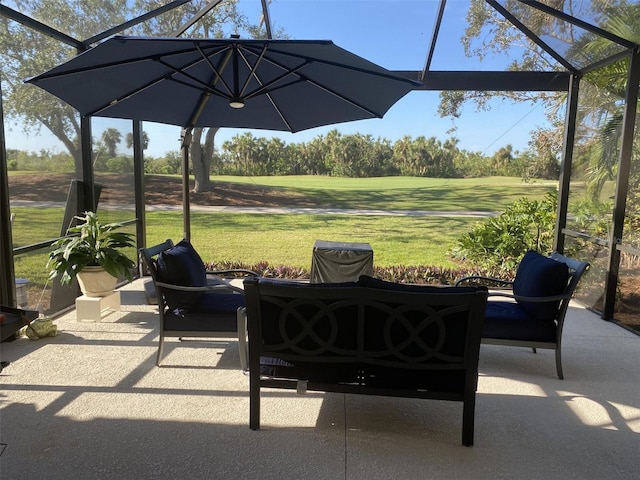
243,277,488,446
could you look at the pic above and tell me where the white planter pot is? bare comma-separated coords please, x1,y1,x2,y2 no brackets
76,266,117,297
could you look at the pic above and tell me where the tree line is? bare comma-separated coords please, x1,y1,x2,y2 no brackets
7,128,561,181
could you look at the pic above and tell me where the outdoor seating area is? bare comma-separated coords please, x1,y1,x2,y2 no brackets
1,2,639,478
0,279,638,479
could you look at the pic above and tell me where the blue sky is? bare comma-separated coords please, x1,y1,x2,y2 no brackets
6,0,554,157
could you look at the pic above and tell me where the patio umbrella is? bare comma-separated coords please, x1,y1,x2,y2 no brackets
26,36,420,132
26,36,420,239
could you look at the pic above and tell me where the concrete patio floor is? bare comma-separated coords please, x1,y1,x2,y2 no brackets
1,279,638,480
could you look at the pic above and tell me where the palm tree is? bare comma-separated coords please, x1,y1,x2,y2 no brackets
125,131,149,150
101,128,122,158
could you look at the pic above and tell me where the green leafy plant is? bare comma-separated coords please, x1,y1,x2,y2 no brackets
47,211,135,285
450,191,558,275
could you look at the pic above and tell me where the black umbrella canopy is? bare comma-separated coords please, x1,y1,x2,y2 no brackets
26,36,420,133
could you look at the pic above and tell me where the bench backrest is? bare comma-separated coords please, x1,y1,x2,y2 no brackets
244,278,488,392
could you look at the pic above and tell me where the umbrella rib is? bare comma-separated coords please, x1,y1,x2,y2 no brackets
264,92,294,131
236,45,270,98
88,75,170,117
275,73,383,118
239,51,384,118
156,57,230,97
29,44,214,81
236,48,309,100
168,77,230,100
195,43,234,98
85,48,231,116
235,46,294,131
241,43,420,86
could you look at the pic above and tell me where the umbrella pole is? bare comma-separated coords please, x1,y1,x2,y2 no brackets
181,128,192,242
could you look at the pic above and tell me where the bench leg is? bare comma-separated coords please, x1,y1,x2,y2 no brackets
250,379,260,430
462,394,476,446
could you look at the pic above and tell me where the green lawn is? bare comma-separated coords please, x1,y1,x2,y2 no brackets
10,175,559,288
12,208,479,289
145,211,478,267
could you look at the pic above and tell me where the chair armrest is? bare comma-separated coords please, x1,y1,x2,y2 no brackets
206,270,258,294
488,291,572,303
206,269,259,277
455,275,513,288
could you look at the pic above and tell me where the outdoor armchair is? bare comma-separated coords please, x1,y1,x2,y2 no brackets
139,239,258,366
456,251,589,379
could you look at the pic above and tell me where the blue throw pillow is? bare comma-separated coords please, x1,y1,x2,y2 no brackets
512,251,569,320
156,239,207,312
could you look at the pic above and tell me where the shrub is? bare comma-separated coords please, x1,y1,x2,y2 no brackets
106,156,132,173
204,261,489,286
450,191,558,275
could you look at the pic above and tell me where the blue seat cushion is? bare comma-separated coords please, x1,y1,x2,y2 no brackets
191,291,246,314
484,301,557,342
513,251,569,320
156,239,207,312
163,309,237,333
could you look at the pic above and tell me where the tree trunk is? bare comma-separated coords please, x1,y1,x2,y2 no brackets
191,127,218,193
37,115,82,173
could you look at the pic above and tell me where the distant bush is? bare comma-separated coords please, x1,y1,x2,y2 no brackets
106,156,133,173
144,151,181,175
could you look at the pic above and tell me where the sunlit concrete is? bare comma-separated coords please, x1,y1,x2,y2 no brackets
1,280,638,479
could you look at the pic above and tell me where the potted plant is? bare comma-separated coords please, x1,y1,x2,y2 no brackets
47,211,135,297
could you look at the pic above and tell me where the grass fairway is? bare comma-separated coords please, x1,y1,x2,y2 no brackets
210,175,557,211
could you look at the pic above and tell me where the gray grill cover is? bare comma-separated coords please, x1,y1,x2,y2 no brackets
310,241,373,283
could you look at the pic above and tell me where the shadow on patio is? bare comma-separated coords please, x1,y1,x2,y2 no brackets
1,280,638,479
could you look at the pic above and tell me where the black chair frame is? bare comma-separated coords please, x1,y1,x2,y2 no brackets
456,252,589,379
140,240,257,366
